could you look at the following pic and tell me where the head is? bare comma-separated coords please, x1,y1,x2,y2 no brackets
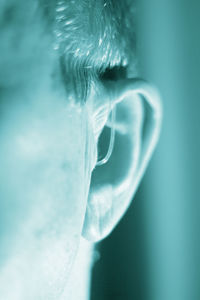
0,0,162,299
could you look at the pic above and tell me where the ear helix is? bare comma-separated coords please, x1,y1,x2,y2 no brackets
82,78,162,242
115,79,162,188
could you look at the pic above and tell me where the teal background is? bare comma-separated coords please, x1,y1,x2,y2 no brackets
91,1,200,299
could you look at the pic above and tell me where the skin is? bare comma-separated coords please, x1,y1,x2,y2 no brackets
0,1,96,298
0,1,162,299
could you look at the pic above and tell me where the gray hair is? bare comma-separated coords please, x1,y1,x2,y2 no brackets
42,0,137,101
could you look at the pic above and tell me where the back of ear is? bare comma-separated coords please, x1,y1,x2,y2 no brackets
82,79,162,242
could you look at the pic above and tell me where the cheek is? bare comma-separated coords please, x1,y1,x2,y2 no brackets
0,100,88,272
0,101,90,297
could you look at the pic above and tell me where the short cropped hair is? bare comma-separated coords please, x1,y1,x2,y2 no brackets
42,0,137,101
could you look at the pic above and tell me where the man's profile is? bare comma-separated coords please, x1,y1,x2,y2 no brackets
0,1,162,299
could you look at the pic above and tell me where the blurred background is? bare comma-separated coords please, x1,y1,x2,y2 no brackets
91,1,200,299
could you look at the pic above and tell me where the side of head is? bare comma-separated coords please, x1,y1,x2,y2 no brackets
0,0,162,299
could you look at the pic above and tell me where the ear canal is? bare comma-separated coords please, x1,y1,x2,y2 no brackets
82,78,162,242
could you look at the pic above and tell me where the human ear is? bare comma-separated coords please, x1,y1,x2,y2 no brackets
82,78,162,242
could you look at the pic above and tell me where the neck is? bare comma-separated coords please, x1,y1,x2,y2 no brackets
61,238,94,300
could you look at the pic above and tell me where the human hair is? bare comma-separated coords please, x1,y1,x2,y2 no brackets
52,0,137,102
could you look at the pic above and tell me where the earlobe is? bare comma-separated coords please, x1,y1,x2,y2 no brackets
82,79,162,242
